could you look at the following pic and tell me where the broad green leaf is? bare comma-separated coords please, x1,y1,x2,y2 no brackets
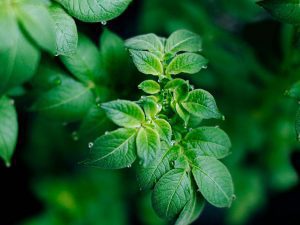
166,53,208,75
287,80,300,100
0,96,18,167
184,127,231,159
153,119,172,144
32,79,94,122
152,169,192,219
125,33,164,53
16,2,56,53
55,0,132,22
101,100,145,128
165,30,202,54
138,80,161,94
192,156,234,208
60,34,102,83
0,21,40,94
175,191,205,225
182,89,222,119
0,5,17,49
100,29,127,76
129,50,163,75
49,4,78,56
137,145,179,190
136,126,160,165
83,128,137,169
258,0,300,24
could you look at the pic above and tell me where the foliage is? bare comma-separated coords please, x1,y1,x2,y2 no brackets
82,30,234,224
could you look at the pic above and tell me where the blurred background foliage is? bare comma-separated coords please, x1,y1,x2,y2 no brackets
1,0,300,225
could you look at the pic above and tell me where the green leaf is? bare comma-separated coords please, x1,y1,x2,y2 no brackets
166,53,208,75
32,78,94,122
192,156,234,208
184,127,231,159
101,100,145,128
152,169,192,219
182,89,222,120
175,191,205,225
100,29,127,76
125,33,164,53
164,79,189,101
0,19,40,94
0,96,18,167
165,30,202,54
60,34,102,83
83,128,137,169
137,144,179,190
55,0,132,23
175,103,190,126
136,126,160,165
16,2,56,53
287,80,300,100
153,119,172,144
142,98,160,119
138,80,161,94
49,4,78,56
258,0,300,24
0,5,17,49
129,50,163,75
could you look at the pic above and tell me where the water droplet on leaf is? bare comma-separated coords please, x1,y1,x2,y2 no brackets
101,21,107,25
72,131,79,141
88,142,94,148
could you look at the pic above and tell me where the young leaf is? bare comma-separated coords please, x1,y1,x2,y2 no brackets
55,0,132,22
137,144,179,190
84,128,137,169
138,80,161,94
182,89,222,119
192,156,234,208
136,126,161,165
101,100,145,128
142,98,160,119
166,53,208,75
153,119,172,144
0,96,18,167
152,169,192,219
0,5,17,49
175,103,190,126
49,4,78,56
258,0,300,24
129,50,163,75
32,79,94,122
16,2,56,53
60,34,102,83
0,23,40,94
175,191,205,225
165,30,202,54
184,126,231,159
125,33,164,53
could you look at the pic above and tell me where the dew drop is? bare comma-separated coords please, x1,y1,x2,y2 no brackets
202,65,207,69
190,85,194,90
105,131,109,135
10,99,15,105
215,125,219,128
101,21,107,25
88,142,94,148
127,164,131,168
232,194,236,201
72,131,79,141
222,115,226,121
54,53,59,57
